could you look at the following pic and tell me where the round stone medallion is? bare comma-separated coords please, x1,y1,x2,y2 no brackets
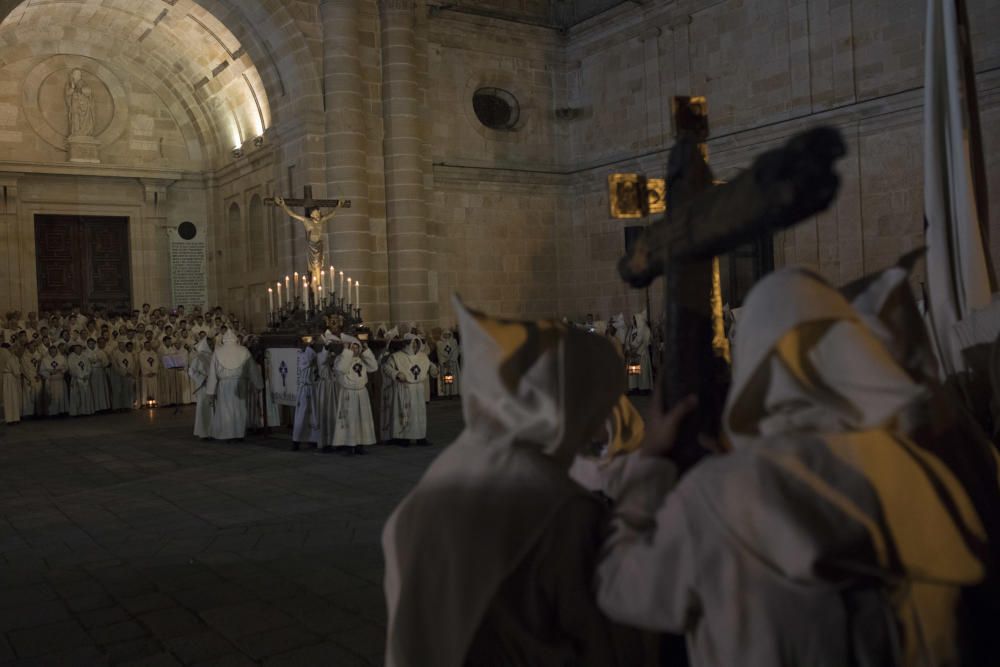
22,55,129,151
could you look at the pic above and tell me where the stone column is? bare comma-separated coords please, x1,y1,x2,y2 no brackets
379,0,435,325
139,178,174,308
321,0,377,319
0,174,23,313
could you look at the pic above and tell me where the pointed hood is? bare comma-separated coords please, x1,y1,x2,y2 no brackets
712,267,990,586
382,296,627,667
214,330,250,370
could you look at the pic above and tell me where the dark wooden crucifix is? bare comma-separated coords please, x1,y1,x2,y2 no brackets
266,185,352,286
619,97,846,451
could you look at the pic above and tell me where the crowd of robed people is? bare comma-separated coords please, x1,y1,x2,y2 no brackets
0,304,253,425
382,262,1000,667
287,325,463,456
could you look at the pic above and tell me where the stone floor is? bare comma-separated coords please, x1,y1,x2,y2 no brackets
0,400,467,666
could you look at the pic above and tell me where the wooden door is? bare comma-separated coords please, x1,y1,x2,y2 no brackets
35,215,131,313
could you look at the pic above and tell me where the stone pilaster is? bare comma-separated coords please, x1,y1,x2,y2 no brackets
321,0,377,319
139,178,175,308
0,174,23,313
379,0,435,326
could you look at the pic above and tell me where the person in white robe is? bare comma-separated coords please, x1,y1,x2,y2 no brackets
434,330,461,398
86,339,111,412
67,345,95,416
291,339,320,450
419,337,432,403
377,328,399,444
595,266,1000,667
383,334,437,445
315,332,340,453
624,310,653,393
110,341,134,410
188,337,213,439
138,341,161,406
40,346,68,415
1,344,22,424
332,334,378,455
158,338,181,407
205,330,252,441
179,341,194,405
382,298,655,667
19,343,40,418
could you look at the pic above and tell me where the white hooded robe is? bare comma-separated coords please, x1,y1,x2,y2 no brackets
188,338,213,438
332,341,378,447
206,332,252,440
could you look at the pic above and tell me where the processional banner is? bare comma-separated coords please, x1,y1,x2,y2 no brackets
267,348,298,406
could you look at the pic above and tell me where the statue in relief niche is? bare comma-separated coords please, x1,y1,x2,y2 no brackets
65,69,95,137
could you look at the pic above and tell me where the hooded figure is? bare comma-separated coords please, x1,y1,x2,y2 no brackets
625,310,653,392
0,345,21,424
377,327,400,443
596,267,1000,667
138,342,161,405
332,333,378,454
206,330,252,441
435,330,461,398
19,343,41,418
188,337,213,439
292,340,320,448
315,331,340,451
382,333,437,444
67,344,95,416
39,346,67,415
110,341,135,410
86,339,111,412
382,299,655,667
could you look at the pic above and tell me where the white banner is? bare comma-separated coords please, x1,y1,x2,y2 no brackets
267,348,298,406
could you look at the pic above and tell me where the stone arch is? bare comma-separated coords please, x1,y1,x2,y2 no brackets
248,194,267,269
227,202,244,276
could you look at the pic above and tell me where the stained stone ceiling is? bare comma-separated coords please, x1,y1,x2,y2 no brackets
0,0,271,165
434,0,631,29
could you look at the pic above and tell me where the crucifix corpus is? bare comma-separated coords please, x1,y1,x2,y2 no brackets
619,96,846,457
267,185,352,287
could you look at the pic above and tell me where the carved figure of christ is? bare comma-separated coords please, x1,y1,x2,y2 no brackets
269,186,351,287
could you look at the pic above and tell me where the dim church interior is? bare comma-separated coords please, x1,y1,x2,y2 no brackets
0,0,996,329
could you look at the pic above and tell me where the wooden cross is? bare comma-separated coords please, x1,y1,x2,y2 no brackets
619,96,846,448
264,185,351,216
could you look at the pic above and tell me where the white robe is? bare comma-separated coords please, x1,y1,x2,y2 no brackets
205,344,252,440
292,348,319,444
188,347,213,438
1,350,22,424
87,348,111,412
139,350,161,404
625,318,653,391
435,337,461,397
315,350,338,447
332,348,378,447
40,354,68,415
67,353,95,416
110,350,135,409
19,351,40,418
384,350,437,440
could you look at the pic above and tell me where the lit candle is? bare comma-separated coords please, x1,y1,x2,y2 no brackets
268,287,274,314
285,275,290,293
319,268,325,291
317,284,324,308
329,266,335,292
339,271,344,296
276,282,282,308
302,279,308,306
293,271,299,286
355,281,360,309
347,277,352,305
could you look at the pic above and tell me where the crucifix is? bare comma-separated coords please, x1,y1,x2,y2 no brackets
267,185,352,287
619,96,846,457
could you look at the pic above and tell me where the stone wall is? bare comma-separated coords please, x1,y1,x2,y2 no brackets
557,0,1000,319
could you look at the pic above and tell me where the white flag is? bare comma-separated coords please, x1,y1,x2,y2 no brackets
923,0,994,376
